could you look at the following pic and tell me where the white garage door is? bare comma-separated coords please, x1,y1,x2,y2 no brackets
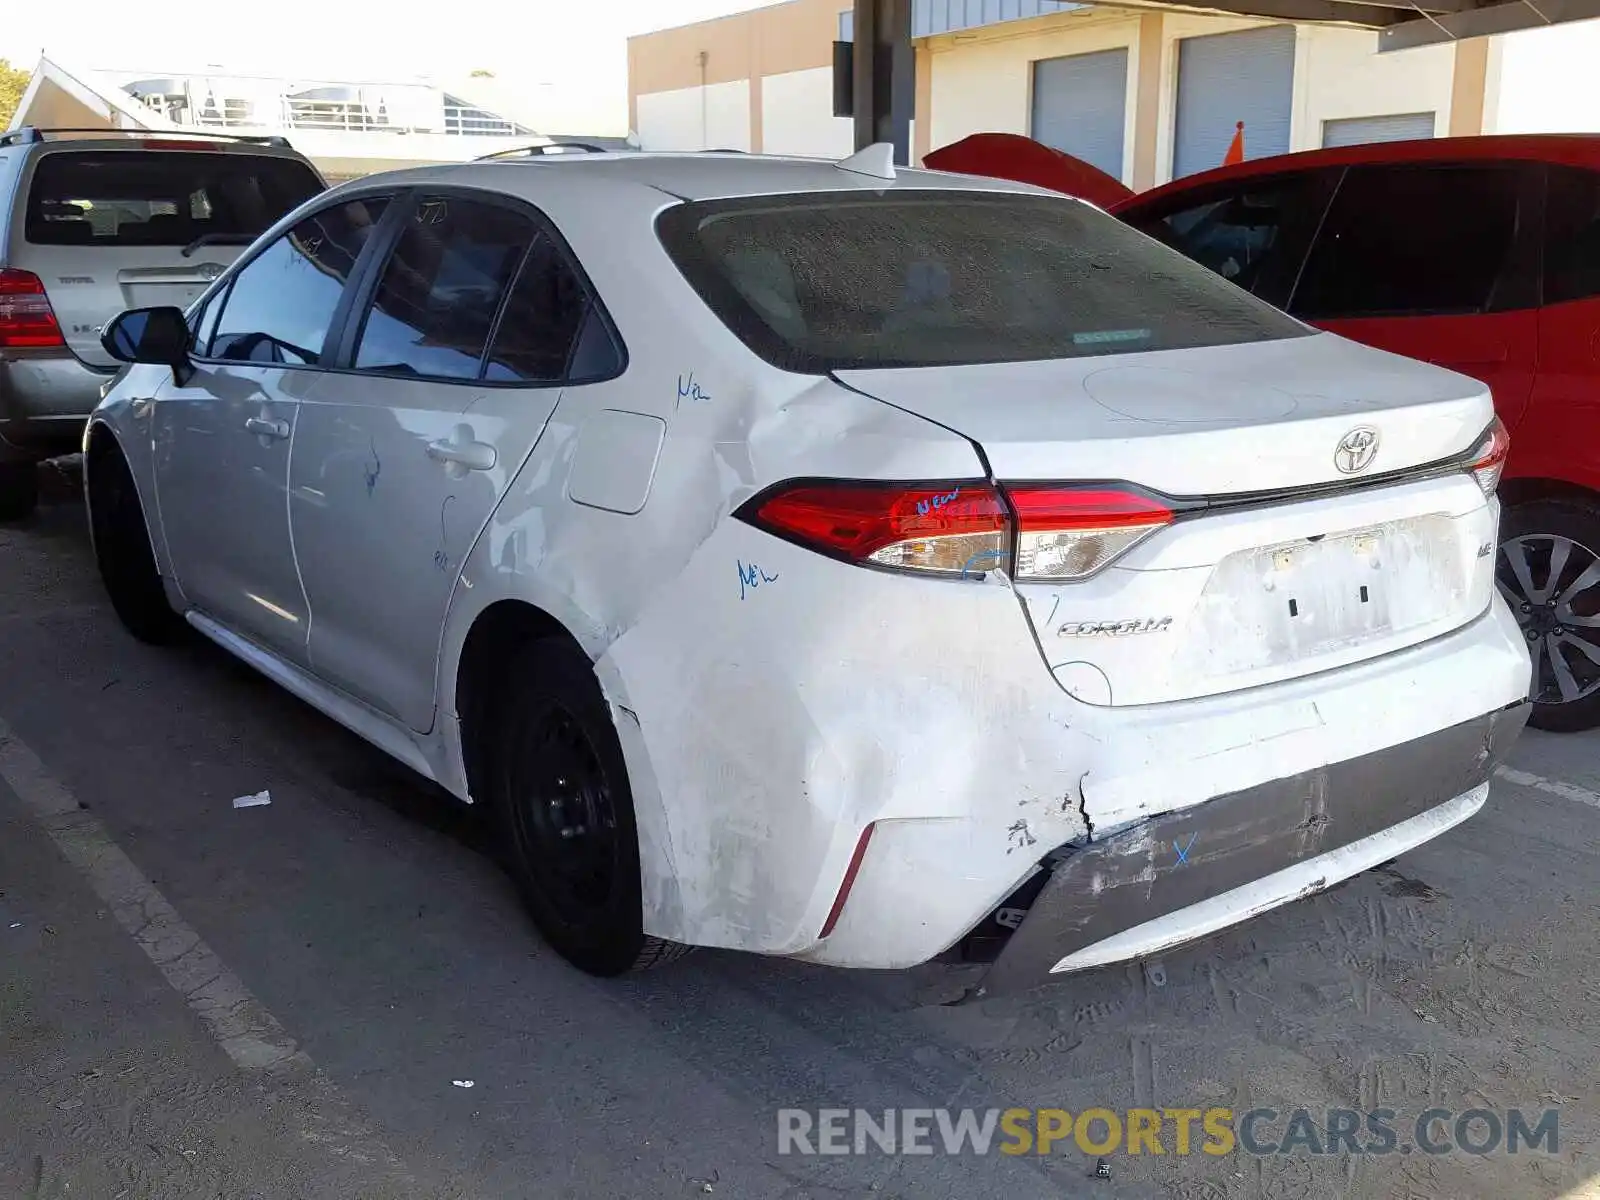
1173,26,1295,179
1322,112,1436,148
1030,48,1130,181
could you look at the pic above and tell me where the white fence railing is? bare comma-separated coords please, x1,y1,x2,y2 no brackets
139,93,527,137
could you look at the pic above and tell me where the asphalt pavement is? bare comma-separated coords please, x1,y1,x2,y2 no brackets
3,466,1599,1200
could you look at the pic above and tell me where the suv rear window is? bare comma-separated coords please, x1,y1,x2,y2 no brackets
656,190,1308,373
24,150,322,248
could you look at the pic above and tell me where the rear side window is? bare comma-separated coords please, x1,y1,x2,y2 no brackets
1125,172,1333,308
208,197,388,366
24,150,323,248
482,236,606,383
1543,166,1600,305
1291,164,1521,319
657,190,1308,373
353,197,535,381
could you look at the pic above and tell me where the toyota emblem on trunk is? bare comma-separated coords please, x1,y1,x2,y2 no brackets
1334,426,1380,474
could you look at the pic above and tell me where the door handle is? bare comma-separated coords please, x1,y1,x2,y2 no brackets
426,438,496,471
245,416,290,440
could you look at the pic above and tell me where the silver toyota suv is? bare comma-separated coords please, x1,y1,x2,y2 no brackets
0,128,325,519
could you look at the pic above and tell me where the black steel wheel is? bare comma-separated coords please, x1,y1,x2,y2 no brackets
1498,498,1600,732
488,637,691,975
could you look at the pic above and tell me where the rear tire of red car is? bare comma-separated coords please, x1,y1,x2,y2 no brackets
0,462,39,522
1498,498,1600,732
487,636,693,976
88,444,186,646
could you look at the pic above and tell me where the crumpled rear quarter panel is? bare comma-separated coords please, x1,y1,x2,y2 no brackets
598,522,1092,961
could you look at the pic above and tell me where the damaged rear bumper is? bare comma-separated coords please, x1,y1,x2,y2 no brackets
979,701,1529,996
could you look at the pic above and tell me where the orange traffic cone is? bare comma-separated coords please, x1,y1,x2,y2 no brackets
1222,121,1245,166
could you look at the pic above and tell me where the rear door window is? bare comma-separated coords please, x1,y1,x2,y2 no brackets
1290,163,1524,319
351,197,535,381
206,197,389,366
1543,165,1600,305
657,190,1309,373
1122,171,1336,308
24,150,323,248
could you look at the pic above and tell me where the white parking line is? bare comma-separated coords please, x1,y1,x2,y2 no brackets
1495,765,1600,810
0,717,412,1178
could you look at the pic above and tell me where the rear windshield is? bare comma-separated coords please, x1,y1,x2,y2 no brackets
656,190,1309,372
24,150,323,248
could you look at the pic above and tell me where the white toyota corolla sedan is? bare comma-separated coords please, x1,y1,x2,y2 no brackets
84,145,1531,992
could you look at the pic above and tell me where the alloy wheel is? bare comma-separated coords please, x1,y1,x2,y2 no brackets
1497,532,1600,706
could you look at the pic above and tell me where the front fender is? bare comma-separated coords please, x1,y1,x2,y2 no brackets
86,365,172,582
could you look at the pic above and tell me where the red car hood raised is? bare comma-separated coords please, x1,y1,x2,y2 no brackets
922,133,1136,209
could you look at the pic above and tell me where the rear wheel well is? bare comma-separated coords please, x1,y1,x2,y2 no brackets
456,601,590,805
1499,477,1600,511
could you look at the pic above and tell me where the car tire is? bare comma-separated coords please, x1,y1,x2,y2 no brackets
1498,497,1600,732
0,462,39,522
487,636,693,975
88,445,186,645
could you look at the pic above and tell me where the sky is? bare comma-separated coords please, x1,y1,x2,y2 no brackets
0,0,768,134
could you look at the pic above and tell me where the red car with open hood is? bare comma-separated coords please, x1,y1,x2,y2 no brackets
931,132,1600,731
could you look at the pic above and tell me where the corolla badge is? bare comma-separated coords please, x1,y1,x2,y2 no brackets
1058,617,1173,637
1334,426,1380,474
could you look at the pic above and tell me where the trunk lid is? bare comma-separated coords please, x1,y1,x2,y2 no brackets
835,333,1488,492
836,333,1501,705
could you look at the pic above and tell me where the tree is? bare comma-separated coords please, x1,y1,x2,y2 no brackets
470,68,495,79
0,58,30,129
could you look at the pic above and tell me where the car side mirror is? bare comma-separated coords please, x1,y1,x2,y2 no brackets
101,306,193,384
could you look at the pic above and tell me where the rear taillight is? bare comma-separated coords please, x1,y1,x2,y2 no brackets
1005,485,1172,581
747,481,1010,576
1468,417,1509,496
0,269,65,349
739,480,1172,581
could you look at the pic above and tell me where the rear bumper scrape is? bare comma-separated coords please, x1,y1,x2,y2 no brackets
980,701,1529,996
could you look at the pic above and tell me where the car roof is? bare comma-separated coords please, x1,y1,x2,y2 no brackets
342,149,1058,203
1119,133,1600,212
0,128,315,163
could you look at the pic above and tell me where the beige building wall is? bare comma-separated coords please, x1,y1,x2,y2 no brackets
637,80,755,151
1294,26,1457,146
629,0,1493,176
628,0,846,154
763,67,855,157
924,10,1142,179
925,8,1469,188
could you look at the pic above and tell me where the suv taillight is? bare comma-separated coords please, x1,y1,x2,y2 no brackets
1468,417,1510,496
0,269,65,349
738,480,1172,581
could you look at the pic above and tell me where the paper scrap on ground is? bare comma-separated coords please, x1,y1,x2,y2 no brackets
232,791,272,809
451,1080,474,1089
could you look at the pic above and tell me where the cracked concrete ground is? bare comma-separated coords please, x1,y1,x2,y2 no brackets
3,465,1600,1199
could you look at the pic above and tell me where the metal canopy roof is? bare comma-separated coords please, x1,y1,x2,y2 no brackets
1077,0,1600,51
853,0,1600,53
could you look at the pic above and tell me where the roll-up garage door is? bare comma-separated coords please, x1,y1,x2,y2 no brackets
1030,48,1130,181
1173,26,1295,179
1321,112,1436,148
